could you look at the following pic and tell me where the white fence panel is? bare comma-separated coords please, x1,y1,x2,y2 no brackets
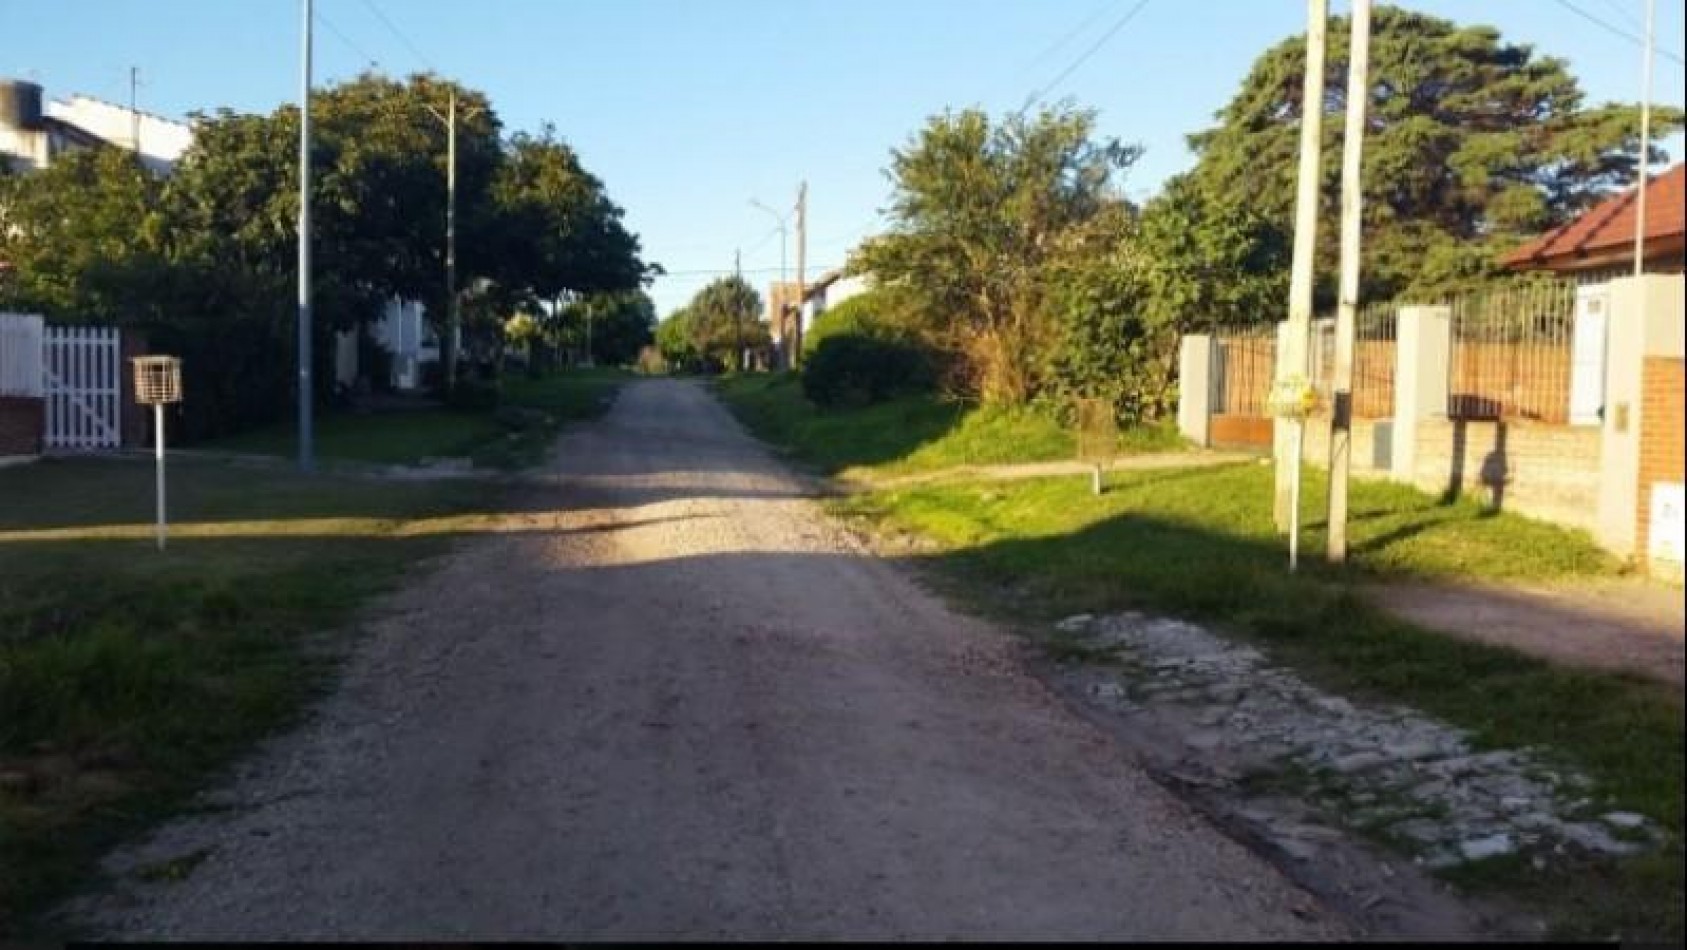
0,313,45,397
43,325,122,450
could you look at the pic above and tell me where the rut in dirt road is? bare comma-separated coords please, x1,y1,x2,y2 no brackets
66,378,1342,940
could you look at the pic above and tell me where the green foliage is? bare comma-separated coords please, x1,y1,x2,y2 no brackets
855,105,1142,404
1185,5,1685,302
0,73,647,443
656,276,769,372
553,290,657,366
800,334,934,409
803,287,919,353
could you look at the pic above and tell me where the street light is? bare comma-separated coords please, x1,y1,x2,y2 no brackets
421,89,485,393
749,197,792,365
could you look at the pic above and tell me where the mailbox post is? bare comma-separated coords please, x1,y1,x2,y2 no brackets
132,356,183,550
1267,374,1320,572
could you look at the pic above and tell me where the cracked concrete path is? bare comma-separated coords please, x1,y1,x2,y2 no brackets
64,378,1341,941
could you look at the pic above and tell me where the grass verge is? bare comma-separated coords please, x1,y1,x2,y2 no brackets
712,373,1182,478
0,456,507,936
201,368,629,470
827,463,1679,941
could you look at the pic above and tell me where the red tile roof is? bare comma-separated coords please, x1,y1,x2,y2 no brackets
1502,163,1685,271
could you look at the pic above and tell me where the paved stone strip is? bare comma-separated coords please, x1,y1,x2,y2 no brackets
1055,612,1666,871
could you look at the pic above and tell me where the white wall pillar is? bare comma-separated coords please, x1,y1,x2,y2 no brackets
1597,275,1685,558
1391,305,1451,483
1178,334,1214,447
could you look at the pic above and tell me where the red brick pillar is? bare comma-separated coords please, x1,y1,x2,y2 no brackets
0,396,45,456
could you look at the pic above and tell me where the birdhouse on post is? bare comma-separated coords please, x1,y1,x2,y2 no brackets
131,356,182,550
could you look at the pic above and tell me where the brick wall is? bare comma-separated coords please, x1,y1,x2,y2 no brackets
0,396,44,455
1637,357,1685,575
1411,419,1602,533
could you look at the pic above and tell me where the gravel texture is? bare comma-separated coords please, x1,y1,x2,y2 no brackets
61,379,1340,941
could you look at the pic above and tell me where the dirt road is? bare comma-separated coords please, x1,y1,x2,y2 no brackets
68,379,1339,940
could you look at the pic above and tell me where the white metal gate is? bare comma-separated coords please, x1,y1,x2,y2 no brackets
43,326,122,450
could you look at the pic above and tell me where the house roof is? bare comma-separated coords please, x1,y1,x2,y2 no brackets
1501,163,1686,272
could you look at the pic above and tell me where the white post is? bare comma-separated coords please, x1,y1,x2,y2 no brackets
1290,420,1303,571
1275,0,1329,530
1326,0,1371,563
155,402,167,551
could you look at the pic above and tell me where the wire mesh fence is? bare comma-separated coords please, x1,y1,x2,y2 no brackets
1447,281,1577,424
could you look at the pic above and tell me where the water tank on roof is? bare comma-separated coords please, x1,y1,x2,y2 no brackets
0,80,44,130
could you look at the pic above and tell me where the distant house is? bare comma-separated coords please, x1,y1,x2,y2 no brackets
0,80,192,174
764,268,873,368
1502,163,1686,280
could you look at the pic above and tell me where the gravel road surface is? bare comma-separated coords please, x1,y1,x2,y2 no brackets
68,379,1341,940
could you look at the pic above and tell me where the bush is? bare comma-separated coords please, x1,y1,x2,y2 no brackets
801,334,933,409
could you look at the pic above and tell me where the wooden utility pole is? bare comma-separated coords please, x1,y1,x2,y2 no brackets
793,181,808,367
1326,0,1371,563
1274,0,1328,531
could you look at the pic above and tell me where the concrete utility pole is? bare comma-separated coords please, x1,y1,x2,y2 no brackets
1326,0,1371,563
1274,0,1328,530
748,197,791,365
1634,0,1656,277
794,181,808,367
128,66,141,155
297,0,314,472
445,89,459,391
734,248,745,371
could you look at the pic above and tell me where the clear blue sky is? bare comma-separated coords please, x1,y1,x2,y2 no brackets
9,0,1685,316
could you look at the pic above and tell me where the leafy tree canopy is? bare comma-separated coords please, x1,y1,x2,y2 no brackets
1185,4,1684,301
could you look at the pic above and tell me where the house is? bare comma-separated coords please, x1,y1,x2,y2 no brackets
1,80,192,174
1501,162,1685,279
1500,164,1685,579
764,269,874,368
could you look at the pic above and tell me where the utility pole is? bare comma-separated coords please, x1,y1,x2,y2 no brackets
793,181,808,367
734,248,745,371
749,197,791,366
128,66,141,155
445,89,459,392
1326,0,1371,563
1634,0,1656,277
1274,0,1328,531
297,0,314,471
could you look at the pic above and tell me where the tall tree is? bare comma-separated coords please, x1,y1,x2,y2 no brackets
855,106,1141,403
1186,5,1683,301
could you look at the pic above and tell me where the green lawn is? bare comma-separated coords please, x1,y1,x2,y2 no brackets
206,409,503,466
712,373,1183,478
201,368,630,470
833,463,1679,940
0,456,512,936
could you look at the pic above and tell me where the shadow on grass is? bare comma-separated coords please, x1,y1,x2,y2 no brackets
865,508,1682,940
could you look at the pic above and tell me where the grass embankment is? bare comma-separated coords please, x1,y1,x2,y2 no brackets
713,373,1182,479
0,456,512,936
716,375,1680,939
204,368,629,470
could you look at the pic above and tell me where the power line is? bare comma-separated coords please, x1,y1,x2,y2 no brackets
356,0,438,72
1022,0,1127,74
1015,0,1152,116
1551,0,1685,65
1592,0,1645,30
315,7,380,70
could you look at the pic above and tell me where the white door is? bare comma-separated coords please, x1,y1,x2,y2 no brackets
1569,285,1609,427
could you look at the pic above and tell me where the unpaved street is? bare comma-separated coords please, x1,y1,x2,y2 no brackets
69,379,1340,940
